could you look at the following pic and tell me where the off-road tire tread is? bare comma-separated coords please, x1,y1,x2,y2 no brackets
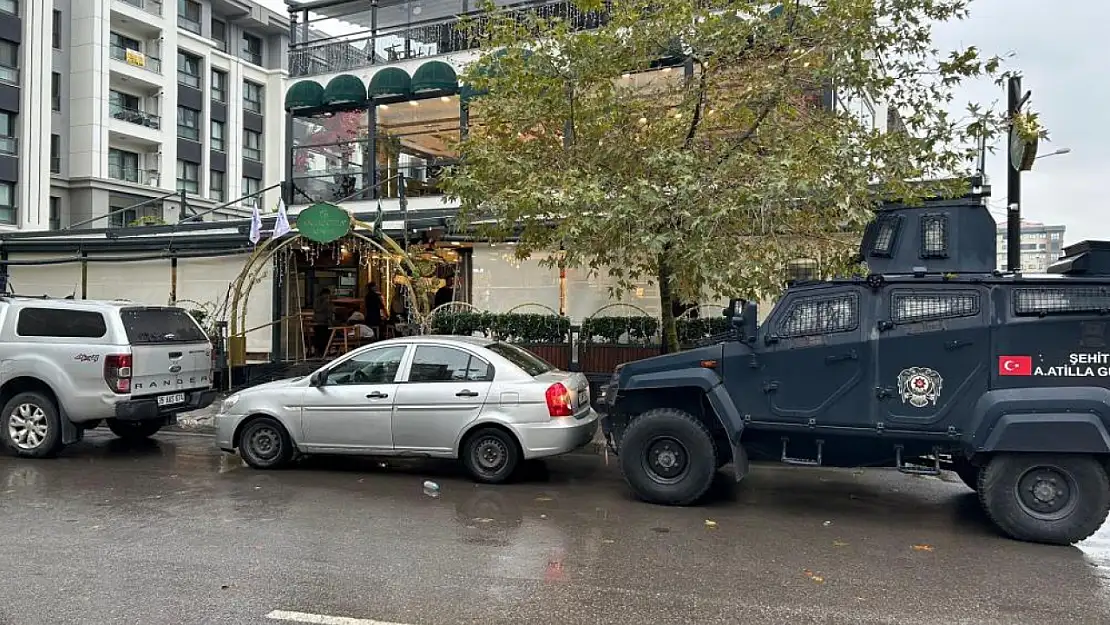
618,407,717,506
0,391,63,459
977,453,1110,545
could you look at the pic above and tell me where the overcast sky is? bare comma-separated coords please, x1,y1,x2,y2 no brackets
266,0,1104,243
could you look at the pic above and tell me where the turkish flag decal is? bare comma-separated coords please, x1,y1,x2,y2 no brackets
998,355,1033,376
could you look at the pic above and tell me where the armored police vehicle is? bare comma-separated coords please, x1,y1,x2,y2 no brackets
602,189,1110,545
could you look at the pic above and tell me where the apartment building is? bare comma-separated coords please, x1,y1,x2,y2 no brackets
0,0,289,232
995,220,1067,273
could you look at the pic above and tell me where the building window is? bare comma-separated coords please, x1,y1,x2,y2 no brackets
0,182,15,225
0,1,15,16
243,129,262,161
241,176,261,208
49,196,60,230
177,106,200,141
212,19,227,52
243,81,263,113
241,32,263,66
211,120,225,151
52,10,62,49
50,135,60,173
176,160,199,195
0,42,19,85
211,69,227,102
210,170,225,202
177,51,201,89
50,73,61,111
108,148,140,183
0,111,15,156
178,0,201,34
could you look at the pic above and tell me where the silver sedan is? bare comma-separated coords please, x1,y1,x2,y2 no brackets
214,336,599,483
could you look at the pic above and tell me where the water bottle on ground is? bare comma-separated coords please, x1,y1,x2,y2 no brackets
423,480,440,497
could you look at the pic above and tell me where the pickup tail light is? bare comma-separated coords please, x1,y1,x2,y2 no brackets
104,354,133,394
545,382,573,418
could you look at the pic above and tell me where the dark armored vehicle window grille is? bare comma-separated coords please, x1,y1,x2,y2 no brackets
919,214,949,258
892,291,979,324
869,214,902,257
778,293,858,337
1013,287,1110,315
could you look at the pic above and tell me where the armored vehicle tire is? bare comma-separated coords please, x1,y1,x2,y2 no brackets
238,417,295,470
106,419,163,441
978,453,1110,545
619,408,717,506
0,392,63,459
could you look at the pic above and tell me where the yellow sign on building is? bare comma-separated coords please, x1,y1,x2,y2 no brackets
125,49,146,68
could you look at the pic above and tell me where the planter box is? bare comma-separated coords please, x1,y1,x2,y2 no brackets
516,342,572,371
579,344,661,376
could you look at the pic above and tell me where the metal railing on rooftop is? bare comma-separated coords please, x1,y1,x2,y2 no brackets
289,0,611,77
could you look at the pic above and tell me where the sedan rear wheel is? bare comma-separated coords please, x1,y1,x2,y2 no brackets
462,427,520,484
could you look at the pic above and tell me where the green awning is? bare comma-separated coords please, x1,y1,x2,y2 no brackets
367,67,412,100
322,74,368,107
285,80,324,112
411,61,458,94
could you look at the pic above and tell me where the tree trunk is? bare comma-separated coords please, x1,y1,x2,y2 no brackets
657,249,679,354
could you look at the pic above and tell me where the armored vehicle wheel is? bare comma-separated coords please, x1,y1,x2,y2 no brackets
106,419,162,441
978,453,1110,545
618,408,717,506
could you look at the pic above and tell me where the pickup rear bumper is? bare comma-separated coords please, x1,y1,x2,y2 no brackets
114,389,219,421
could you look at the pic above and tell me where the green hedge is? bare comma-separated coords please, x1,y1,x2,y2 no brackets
431,311,571,343
432,311,732,346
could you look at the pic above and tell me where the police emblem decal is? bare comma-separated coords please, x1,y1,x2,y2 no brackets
897,367,942,408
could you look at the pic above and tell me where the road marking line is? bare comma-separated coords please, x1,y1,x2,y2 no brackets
265,610,414,625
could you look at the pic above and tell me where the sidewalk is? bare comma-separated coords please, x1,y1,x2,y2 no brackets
169,393,610,454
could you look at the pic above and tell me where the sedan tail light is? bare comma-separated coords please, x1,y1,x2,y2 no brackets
104,353,133,394
545,382,573,417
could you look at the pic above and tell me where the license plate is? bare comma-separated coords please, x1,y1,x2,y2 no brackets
157,393,186,407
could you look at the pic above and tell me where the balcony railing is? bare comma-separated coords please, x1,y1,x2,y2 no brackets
109,43,163,74
108,163,141,183
179,15,201,35
292,164,450,203
0,65,18,86
0,136,16,156
51,156,60,173
110,102,161,130
118,0,162,17
289,0,611,77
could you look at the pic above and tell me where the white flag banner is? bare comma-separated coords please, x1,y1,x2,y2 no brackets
248,201,262,244
273,197,292,238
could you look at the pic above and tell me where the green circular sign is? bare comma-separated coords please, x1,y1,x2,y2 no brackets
296,202,351,243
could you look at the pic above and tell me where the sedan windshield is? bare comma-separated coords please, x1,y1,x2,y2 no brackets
485,342,554,377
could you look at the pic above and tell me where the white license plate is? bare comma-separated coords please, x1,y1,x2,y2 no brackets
157,393,186,407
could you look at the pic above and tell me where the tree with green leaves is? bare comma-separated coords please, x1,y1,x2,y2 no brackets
443,0,1006,351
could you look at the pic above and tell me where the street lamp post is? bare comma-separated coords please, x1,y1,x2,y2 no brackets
1006,75,1030,272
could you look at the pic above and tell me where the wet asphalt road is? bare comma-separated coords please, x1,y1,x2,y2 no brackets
1,431,1109,625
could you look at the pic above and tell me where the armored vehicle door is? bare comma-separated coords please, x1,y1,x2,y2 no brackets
753,287,871,427
873,286,990,433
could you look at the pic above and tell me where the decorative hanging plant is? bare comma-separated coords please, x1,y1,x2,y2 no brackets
1011,111,1044,171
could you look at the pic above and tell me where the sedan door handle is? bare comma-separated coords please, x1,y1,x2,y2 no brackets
366,391,389,399
456,390,479,397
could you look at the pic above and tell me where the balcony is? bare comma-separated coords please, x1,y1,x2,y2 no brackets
0,64,17,86
0,136,15,156
289,0,611,77
108,163,141,183
110,102,161,130
178,15,201,35
109,44,163,74
117,0,162,17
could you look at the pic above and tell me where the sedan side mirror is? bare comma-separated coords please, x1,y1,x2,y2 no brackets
310,371,327,387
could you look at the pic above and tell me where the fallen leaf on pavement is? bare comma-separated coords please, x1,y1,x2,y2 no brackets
704,519,718,529
473,517,494,523
822,520,832,527
812,576,825,583
912,544,934,552
832,540,848,547
601,539,614,544
535,496,553,502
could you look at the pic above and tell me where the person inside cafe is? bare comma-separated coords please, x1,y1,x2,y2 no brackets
364,282,386,340
345,311,376,341
433,275,455,310
312,287,334,357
